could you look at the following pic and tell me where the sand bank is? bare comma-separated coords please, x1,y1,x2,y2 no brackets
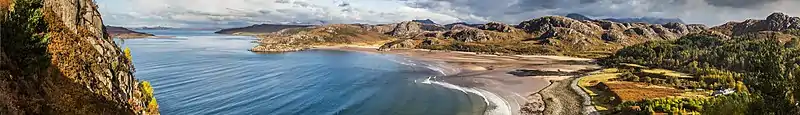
320,47,600,115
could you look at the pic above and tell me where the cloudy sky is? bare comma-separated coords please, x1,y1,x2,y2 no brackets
96,0,800,28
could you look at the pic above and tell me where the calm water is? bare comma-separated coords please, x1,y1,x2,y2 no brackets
120,30,488,115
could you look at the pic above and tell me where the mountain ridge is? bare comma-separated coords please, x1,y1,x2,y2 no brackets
105,26,155,39
564,13,685,24
214,24,314,35
250,16,711,58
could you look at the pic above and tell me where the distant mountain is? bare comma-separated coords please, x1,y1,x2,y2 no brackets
565,13,592,21
444,22,481,29
105,26,154,39
134,26,174,30
412,19,437,25
214,24,314,35
602,17,685,24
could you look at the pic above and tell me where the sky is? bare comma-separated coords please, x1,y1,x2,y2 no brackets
96,0,800,28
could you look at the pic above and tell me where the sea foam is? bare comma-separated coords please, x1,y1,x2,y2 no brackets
386,56,513,115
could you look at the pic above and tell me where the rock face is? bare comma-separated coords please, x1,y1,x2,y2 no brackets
105,26,155,39
388,21,446,37
1,0,158,114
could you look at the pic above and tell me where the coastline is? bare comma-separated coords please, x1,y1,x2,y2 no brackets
316,46,600,115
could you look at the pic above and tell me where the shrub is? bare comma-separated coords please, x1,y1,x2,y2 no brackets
124,47,132,60
1,0,49,74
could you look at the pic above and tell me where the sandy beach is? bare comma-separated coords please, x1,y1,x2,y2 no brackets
320,46,600,115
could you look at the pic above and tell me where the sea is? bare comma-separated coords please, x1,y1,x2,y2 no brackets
118,29,503,115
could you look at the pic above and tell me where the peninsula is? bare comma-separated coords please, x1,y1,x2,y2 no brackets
105,26,156,39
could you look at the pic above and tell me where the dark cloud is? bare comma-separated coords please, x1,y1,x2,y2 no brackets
98,0,800,28
704,0,781,8
274,0,290,4
339,2,350,7
394,0,800,25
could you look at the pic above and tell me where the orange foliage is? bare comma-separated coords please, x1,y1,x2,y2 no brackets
601,81,683,102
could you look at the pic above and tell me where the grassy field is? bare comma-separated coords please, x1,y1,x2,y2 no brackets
578,68,621,113
641,68,691,79
578,68,710,113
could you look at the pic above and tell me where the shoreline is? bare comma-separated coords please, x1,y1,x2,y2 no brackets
316,46,600,115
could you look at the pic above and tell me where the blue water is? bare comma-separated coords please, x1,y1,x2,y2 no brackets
119,30,487,115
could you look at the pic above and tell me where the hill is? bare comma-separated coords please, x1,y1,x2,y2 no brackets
214,24,313,35
251,16,709,58
105,26,155,39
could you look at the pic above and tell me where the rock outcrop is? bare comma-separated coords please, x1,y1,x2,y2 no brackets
388,21,446,37
379,39,417,50
105,26,154,39
478,22,517,33
517,16,707,47
712,13,800,36
1,0,158,114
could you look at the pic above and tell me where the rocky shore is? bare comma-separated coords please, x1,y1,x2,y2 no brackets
323,46,600,115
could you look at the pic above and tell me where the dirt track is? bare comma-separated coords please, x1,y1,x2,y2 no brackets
540,78,583,115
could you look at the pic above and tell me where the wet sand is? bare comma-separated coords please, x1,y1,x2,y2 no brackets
321,47,600,115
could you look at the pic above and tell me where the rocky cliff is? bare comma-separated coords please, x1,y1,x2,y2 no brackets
105,26,154,39
0,0,158,114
